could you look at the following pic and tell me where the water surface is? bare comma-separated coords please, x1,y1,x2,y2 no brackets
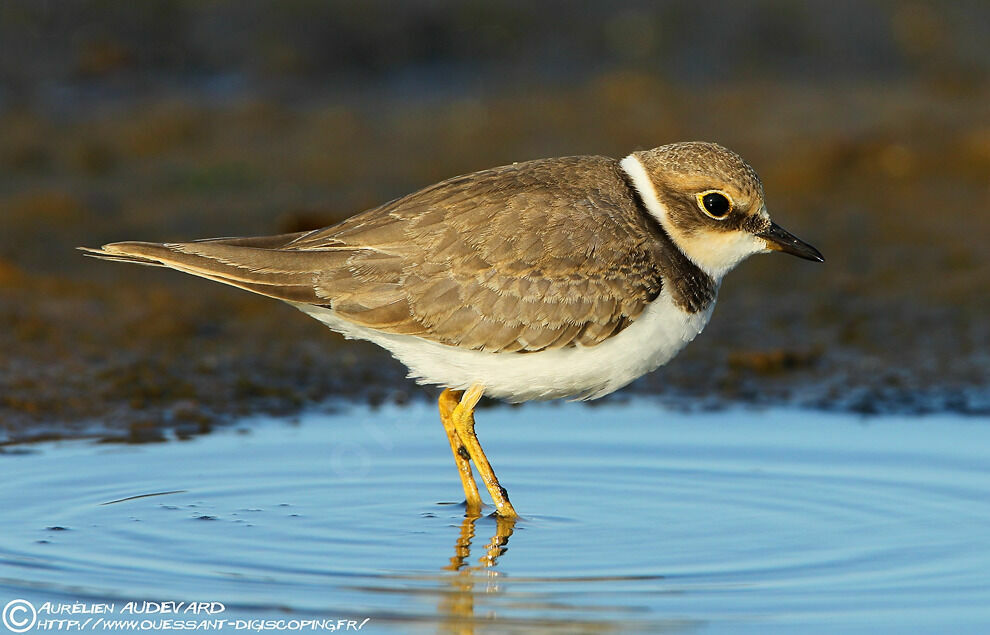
1,402,988,633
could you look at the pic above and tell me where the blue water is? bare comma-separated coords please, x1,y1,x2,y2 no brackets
1,401,989,633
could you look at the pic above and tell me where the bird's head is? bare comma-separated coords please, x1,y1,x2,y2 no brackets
621,141,823,280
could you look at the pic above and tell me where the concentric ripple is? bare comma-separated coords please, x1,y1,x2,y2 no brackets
1,402,989,633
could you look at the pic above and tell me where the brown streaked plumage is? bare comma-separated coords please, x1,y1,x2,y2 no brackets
82,141,823,518
85,156,674,353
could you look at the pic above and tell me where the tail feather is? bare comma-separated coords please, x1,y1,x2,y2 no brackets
78,245,168,267
79,238,333,304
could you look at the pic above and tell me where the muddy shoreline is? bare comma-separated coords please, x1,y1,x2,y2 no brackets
0,77,990,442
2,5,989,443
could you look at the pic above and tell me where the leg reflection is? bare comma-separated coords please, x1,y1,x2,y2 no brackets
439,514,516,633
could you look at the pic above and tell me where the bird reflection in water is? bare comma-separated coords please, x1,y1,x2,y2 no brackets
438,513,516,633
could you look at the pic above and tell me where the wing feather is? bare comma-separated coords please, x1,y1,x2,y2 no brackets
82,156,664,352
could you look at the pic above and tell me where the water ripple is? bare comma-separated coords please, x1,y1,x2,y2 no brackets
1,402,988,633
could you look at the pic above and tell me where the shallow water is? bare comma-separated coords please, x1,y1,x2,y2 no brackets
1,401,989,634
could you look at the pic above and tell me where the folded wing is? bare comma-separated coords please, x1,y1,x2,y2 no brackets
82,156,664,352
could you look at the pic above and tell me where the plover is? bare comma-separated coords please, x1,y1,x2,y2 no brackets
82,141,823,518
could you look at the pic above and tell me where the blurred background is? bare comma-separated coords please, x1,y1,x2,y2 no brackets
1,0,988,442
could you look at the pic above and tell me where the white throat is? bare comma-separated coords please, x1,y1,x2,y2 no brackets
619,154,765,280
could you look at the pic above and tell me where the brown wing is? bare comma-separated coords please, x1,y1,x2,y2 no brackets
82,156,664,352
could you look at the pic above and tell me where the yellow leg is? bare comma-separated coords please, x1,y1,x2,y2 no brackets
439,389,483,513
451,385,519,518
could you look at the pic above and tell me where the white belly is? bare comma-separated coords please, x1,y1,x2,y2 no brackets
292,287,716,402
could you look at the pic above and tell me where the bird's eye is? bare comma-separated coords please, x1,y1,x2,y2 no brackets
698,191,732,219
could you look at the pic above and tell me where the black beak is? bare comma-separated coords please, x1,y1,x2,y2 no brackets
758,222,824,262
